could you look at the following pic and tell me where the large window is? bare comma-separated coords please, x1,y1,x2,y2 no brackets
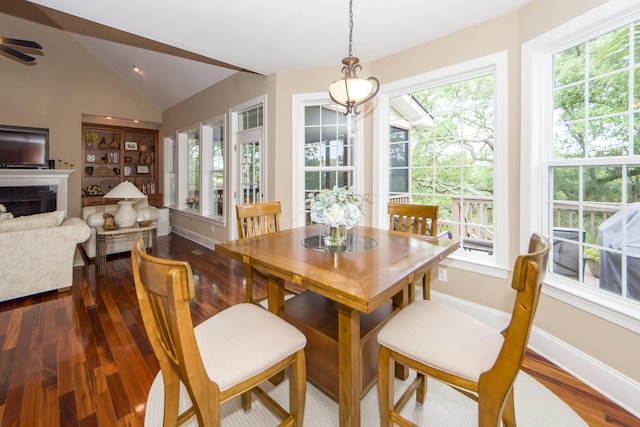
168,115,226,222
388,75,495,255
303,104,356,223
523,2,640,325
292,95,363,227
376,53,509,271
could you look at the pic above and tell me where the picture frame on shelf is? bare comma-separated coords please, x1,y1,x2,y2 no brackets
86,154,96,163
125,141,138,150
136,165,150,174
124,166,132,176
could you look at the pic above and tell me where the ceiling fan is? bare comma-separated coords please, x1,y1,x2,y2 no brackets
0,37,43,63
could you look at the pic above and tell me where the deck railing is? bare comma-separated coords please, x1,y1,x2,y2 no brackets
387,194,621,248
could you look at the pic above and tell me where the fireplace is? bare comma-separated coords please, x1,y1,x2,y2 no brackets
0,185,57,216
0,169,74,217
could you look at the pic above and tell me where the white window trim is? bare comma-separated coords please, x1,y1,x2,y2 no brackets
229,95,267,238
163,135,176,208
522,0,640,332
373,51,510,278
201,114,226,223
291,93,365,228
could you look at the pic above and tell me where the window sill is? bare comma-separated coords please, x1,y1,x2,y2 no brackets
441,250,510,280
169,207,226,227
542,274,640,334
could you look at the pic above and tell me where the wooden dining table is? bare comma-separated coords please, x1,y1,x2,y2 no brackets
215,224,458,427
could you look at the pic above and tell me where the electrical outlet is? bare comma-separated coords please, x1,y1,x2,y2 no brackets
438,267,448,282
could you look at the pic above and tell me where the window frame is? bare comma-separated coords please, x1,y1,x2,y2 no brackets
171,114,227,224
373,52,510,278
522,1,640,332
292,93,364,228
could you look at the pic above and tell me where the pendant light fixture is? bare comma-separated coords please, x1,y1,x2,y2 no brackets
328,0,379,115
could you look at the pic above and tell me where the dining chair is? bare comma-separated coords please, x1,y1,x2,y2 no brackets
388,202,439,299
236,201,302,304
131,237,307,427
377,233,550,427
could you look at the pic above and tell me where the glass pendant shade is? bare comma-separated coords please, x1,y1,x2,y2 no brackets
329,75,378,106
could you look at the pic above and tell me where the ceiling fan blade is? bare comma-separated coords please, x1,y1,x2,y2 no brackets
0,37,42,50
0,44,36,62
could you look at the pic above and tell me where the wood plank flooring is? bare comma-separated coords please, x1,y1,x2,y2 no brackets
0,233,637,426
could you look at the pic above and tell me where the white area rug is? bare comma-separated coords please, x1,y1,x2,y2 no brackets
144,369,587,426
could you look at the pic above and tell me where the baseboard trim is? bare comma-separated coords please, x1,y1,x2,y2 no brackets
432,291,640,418
170,225,218,249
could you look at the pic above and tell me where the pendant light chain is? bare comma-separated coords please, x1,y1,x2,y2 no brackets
348,0,354,58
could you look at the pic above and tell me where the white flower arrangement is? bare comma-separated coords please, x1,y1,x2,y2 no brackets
307,185,364,229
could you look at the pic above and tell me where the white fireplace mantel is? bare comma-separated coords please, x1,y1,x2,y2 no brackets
0,169,75,212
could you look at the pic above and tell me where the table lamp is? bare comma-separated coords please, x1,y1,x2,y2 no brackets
103,181,146,227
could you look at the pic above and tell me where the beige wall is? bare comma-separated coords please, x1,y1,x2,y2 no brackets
0,7,162,218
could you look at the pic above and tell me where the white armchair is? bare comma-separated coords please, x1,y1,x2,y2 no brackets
81,200,159,258
0,212,90,302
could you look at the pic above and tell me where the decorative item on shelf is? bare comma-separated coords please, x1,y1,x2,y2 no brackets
110,136,119,149
99,137,107,149
86,184,101,195
85,132,98,149
139,144,148,152
307,185,364,250
103,181,146,227
86,154,96,163
85,166,94,176
94,166,113,176
125,141,138,150
124,156,133,163
100,179,119,195
137,165,150,174
113,167,120,175
102,213,117,230
328,0,379,115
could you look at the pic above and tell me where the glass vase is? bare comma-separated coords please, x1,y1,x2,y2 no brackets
324,225,347,250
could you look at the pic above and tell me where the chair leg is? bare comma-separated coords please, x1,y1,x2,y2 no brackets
422,273,431,300
244,264,254,303
162,374,181,427
501,388,516,427
241,390,252,412
377,346,393,427
416,373,427,405
290,350,307,427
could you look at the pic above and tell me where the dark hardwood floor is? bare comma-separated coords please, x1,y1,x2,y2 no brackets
0,233,637,426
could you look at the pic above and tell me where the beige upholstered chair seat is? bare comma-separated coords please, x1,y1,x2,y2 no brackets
377,299,504,382
194,303,306,391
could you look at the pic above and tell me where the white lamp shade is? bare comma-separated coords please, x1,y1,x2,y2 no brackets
329,78,376,105
104,181,145,200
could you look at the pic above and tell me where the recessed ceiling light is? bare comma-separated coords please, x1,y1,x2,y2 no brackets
106,117,112,120
133,120,139,123
133,66,141,73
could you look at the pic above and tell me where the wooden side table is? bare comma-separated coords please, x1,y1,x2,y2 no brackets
95,223,157,276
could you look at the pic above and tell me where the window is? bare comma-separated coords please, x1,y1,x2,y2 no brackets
523,2,640,326
291,94,364,227
209,123,224,219
375,52,509,272
163,135,177,207
173,115,226,222
186,128,200,211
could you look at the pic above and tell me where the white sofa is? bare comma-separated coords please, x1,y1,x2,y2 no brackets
82,201,159,258
0,212,90,302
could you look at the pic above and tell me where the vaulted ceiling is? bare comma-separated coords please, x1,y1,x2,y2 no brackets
6,0,532,110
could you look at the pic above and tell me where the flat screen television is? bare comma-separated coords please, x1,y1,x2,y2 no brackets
0,124,49,168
